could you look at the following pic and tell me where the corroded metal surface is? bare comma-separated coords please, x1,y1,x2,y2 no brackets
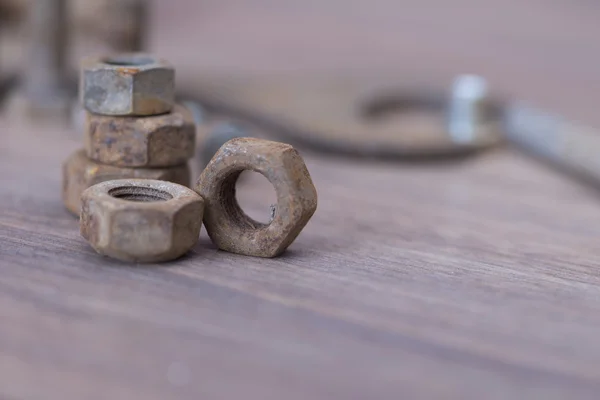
85,103,196,167
80,53,174,116
80,179,204,263
62,149,190,216
195,137,317,258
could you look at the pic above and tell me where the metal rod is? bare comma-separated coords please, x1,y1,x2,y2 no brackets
108,0,148,52
504,102,600,186
24,0,69,100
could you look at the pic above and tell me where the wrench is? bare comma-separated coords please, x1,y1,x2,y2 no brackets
503,102,600,186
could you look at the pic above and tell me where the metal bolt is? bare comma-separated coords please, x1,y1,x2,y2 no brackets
446,74,489,144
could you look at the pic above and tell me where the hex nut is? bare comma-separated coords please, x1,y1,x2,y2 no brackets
195,137,318,258
85,104,196,167
80,179,204,263
63,149,190,216
80,53,175,116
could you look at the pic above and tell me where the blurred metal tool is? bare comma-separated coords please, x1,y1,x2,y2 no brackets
0,74,18,108
504,102,600,186
447,74,490,144
198,121,247,169
2,0,148,122
181,99,251,170
71,0,148,52
0,0,26,28
181,99,207,127
0,0,21,108
178,72,600,194
105,0,148,52
181,73,504,159
17,0,73,119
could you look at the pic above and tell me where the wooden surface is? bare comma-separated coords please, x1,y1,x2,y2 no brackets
3,1,600,399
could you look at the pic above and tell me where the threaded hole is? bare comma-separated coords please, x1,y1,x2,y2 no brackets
108,186,173,202
235,171,277,224
219,170,273,230
103,55,154,66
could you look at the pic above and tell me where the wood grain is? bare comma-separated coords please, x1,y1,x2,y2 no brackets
3,1,600,399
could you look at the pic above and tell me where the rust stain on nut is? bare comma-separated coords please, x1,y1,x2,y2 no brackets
85,104,196,167
62,149,190,216
80,179,204,263
195,137,318,258
116,67,141,75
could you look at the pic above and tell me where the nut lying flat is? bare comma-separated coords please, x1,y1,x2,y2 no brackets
195,138,318,258
80,53,174,116
85,104,196,167
62,149,190,216
80,179,204,263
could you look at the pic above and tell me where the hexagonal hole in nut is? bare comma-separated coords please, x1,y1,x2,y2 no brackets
108,186,174,202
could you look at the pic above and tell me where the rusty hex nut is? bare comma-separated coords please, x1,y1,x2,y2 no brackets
63,149,190,216
80,179,204,263
195,138,318,258
80,53,175,116
85,104,196,167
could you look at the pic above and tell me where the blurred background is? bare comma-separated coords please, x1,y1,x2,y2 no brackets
2,0,600,118
4,2,600,399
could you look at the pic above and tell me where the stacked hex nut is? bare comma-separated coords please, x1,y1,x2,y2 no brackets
62,54,196,215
